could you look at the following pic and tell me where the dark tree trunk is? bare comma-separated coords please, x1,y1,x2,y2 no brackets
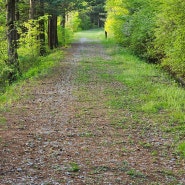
15,0,20,41
61,12,66,46
48,14,58,49
29,0,35,19
38,0,46,55
48,15,53,50
6,0,20,83
53,15,58,48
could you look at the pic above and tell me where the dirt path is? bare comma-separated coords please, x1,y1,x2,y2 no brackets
0,39,185,185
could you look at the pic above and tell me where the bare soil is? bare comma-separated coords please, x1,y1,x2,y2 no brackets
0,39,185,185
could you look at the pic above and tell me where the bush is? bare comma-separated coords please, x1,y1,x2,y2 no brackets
154,0,185,78
105,0,185,78
105,0,128,43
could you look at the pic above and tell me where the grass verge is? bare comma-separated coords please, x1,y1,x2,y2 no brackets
0,48,64,111
74,30,185,160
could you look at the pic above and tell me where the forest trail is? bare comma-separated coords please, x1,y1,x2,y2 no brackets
0,36,185,185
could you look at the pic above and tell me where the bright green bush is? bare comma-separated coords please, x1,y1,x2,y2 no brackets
123,0,160,61
105,0,185,78
0,12,8,91
155,0,185,78
105,0,128,43
66,11,81,32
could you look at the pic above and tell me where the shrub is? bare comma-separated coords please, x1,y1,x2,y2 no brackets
154,0,185,78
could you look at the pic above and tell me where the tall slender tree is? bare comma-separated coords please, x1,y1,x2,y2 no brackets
29,0,36,19
6,0,20,83
38,0,46,55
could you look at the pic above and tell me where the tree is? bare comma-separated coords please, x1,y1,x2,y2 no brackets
87,0,106,27
29,0,35,19
38,0,46,55
154,0,185,77
6,0,20,83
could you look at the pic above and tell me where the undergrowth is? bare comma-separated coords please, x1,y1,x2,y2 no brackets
0,48,63,110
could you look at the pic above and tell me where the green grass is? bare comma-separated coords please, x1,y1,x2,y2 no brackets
74,28,105,42
68,162,80,172
178,142,185,157
74,30,185,160
21,49,63,79
102,41,185,124
0,48,63,110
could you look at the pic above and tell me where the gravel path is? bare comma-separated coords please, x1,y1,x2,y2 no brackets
0,39,185,185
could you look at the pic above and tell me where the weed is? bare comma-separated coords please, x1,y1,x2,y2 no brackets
79,131,94,137
68,162,80,172
119,160,129,172
126,169,146,178
151,150,158,156
139,141,152,149
0,117,6,125
158,169,175,176
177,142,185,157
93,166,110,174
0,117,7,130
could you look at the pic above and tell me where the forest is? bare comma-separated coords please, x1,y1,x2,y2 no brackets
1,0,185,92
0,0,105,92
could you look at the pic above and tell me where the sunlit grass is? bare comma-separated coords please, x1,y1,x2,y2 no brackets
74,28,105,42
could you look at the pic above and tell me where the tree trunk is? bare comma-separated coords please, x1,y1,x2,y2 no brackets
29,0,35,19
53,15,58,48
15,0,20,41
6,0,20,83
48,14,58,49
38,0,46,55
48,15,53,50
61,12,66,46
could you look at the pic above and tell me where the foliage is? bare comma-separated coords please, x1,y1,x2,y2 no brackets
105,0,128,43
178,142,185,157
1,0,88,92
66,11,81,32
0,1,8,90
79,12,92,30
58,26,73,46
17,16,49,73
123,0,160,61
105,0,185,79
154,0,185,78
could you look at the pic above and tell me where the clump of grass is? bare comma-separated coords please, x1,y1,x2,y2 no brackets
177,142,185,157
68,162,80,172
126,169,146,178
